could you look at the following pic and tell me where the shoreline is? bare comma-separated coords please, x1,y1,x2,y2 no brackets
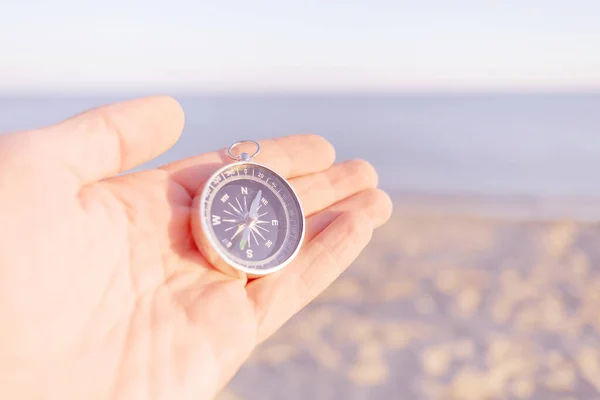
388,190,600,222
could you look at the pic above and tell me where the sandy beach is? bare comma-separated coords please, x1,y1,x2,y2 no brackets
219,195,600,400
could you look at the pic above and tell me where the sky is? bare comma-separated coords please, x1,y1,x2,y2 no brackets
1,0,599,93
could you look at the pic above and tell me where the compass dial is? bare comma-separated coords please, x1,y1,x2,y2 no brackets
200,162,304,274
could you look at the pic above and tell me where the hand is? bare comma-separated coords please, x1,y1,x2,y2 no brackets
0,97,392,399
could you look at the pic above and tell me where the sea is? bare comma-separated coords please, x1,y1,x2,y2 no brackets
1,93,599,218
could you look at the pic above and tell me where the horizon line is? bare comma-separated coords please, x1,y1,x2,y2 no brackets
1,86,600,98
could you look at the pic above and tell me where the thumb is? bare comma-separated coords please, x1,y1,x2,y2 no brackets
18,96,185,185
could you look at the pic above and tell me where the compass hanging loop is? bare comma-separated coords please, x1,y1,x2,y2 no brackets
227,140,261,162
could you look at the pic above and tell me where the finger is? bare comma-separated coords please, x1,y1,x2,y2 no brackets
161,134,335,197
246,188,392,342
304,188,392,241
290,159,378,217
34,96,184,184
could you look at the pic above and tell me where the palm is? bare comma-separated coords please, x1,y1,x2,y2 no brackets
0,97,391,400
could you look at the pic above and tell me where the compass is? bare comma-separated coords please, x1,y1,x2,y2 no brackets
198,140,305,277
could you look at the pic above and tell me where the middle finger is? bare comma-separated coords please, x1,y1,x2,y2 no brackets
290,159,379,217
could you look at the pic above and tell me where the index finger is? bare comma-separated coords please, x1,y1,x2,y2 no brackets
161,134,336,197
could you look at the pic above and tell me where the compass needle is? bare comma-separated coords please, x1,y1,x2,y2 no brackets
230,224,246,240
249,190,262,220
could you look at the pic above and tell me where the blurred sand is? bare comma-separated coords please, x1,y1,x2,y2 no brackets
220,196,600,400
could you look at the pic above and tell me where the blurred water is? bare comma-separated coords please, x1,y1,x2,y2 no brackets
1,93,599,197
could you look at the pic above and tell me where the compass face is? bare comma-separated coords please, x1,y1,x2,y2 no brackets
200,162,304,274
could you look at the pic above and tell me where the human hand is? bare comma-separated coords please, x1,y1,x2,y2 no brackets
0,97,392,399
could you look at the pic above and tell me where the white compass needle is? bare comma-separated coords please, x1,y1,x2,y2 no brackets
240,227,252,250
230,224,246,240
249,189,262,220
